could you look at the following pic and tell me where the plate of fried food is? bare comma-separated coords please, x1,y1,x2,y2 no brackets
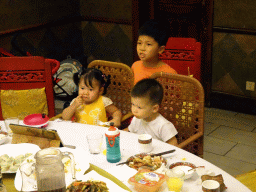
126,153,167,171
67,170,130,192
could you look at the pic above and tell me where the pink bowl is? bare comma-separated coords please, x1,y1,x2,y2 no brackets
23,114,49,128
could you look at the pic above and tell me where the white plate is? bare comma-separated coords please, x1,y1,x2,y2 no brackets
14,146,90,191
0,143,41,173
74,170,130,192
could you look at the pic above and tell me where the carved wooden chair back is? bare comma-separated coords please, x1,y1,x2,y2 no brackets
0,56,56,120
159,37,201,81
151,72,205,157
88,60,134,120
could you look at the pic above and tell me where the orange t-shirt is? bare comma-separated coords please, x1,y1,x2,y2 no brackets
132,60,177,84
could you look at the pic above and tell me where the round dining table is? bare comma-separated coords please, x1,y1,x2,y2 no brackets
0,120,252,192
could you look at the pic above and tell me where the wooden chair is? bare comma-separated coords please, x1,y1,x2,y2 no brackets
151,72,205,157
88,60,134,128
0,56,57,120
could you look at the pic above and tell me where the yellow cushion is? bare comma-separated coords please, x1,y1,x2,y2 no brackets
1,88,48,119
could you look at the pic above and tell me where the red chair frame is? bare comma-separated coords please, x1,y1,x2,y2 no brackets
0,56,56,119
159,37,201,82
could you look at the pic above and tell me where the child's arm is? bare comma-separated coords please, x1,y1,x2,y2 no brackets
166,136,178,147
62,95,83,120
105,104,122,127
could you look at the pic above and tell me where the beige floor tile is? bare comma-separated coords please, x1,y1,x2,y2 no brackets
235,112,256,121
209,126,256,147
205,116,255,132
204,122,220,135
204,136,236,155
253,128,256,133
205,107,237,118
203,152,256,176
225,144,256,164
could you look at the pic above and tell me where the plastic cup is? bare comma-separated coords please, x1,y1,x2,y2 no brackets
166,169,185,192
86,134,103,154
4,117,19,136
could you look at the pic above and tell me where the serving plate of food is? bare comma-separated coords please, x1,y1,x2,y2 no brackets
126,153,167,171
0,143,40,173
14,146,90,191
70,170,130,192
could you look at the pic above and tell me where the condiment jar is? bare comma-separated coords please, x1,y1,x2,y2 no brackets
35,147,76,192
105,122,121,163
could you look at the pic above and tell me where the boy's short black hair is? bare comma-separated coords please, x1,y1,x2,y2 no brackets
138,19,170,46
131,78,163,105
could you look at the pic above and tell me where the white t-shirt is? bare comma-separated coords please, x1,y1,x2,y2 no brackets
128,114,178,142
70,96,113,107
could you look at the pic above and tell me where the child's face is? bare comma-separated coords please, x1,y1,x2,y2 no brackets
131,96,158,122
78,78,103,104
137,35,165,62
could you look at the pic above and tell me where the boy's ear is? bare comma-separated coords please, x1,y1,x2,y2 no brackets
152,104,160,113
158,45,165,54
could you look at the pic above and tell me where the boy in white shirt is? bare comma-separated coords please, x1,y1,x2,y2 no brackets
124,78,178,146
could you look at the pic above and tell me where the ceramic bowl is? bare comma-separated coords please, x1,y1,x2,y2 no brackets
169,162,196,180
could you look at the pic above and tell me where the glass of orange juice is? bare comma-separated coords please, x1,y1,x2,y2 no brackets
166,169,185,192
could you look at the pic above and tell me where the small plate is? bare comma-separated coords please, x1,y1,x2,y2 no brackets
169,162,196,180
126,153,167,171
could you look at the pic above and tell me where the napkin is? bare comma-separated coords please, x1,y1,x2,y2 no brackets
78,170,130,192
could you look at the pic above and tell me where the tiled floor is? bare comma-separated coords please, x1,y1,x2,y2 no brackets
203,107,256,176
54,100,256,176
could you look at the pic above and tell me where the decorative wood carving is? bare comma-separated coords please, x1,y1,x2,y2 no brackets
0,71,45,82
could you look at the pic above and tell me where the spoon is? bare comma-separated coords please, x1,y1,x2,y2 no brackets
116,149,176,166
188,166,205,172
97,120,111,126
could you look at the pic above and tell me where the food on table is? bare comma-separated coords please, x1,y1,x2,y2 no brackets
0,153,32,172
128,153,166,170
128,167,166,192
66,180,109,192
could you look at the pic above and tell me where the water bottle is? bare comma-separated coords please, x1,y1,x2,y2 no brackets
105,122,121,163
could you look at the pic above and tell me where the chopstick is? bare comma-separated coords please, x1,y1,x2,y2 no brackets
116,149,176,166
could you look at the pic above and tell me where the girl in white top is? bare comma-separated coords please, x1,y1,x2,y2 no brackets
62,68,122,127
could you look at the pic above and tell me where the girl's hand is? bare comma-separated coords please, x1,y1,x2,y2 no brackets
73,95,84,108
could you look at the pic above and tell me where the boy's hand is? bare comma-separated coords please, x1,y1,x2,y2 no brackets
72,95,84,108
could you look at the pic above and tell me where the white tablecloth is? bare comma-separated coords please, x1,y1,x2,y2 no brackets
0,120,252,192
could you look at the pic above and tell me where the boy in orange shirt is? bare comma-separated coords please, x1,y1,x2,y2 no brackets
132,19,177,84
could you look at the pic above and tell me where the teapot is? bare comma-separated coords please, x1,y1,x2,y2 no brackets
20,148,76,192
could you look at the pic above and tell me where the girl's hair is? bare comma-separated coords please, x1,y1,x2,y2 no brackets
73,68,111,95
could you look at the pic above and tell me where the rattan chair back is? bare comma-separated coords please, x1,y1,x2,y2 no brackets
151,72,205,157
88,60,134,119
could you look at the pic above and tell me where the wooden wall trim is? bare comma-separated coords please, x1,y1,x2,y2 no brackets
0,15,132,37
